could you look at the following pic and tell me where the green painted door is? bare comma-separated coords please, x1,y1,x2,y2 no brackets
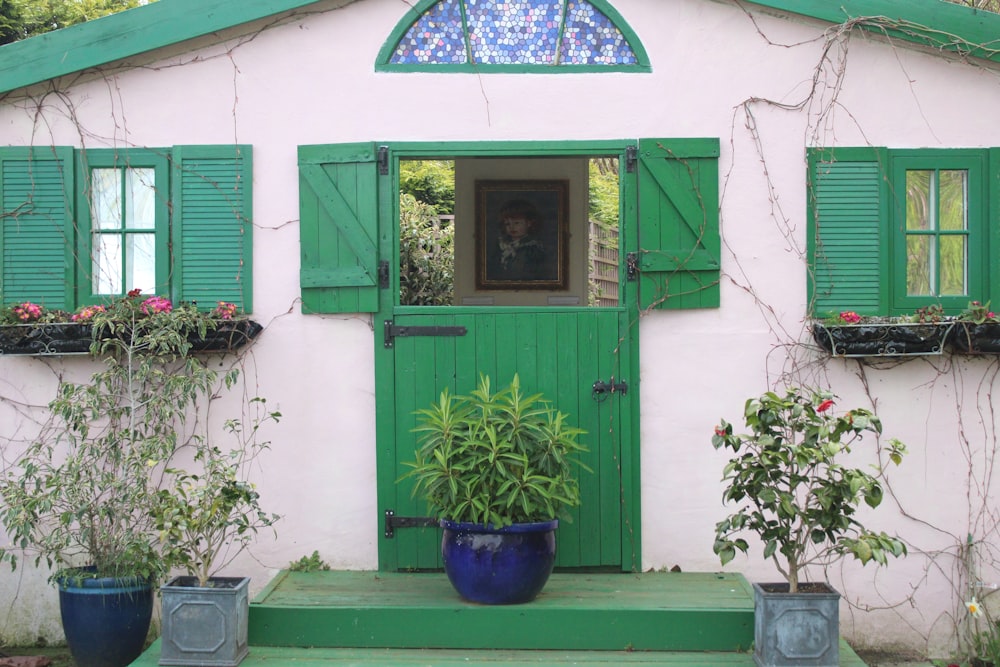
297,139,721,575
378,306,634,571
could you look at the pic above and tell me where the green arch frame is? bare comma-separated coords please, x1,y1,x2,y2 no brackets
375,0,651,73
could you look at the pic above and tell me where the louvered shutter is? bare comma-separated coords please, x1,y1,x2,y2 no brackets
172,145,253,311
636,138,721,310
808,148,886,316
0,147,74,310
298,143,380,314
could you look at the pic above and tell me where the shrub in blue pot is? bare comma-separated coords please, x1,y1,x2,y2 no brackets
404,374,588,604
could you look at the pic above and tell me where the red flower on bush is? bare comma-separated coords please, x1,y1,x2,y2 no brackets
838,311,862,324
817,399,835,413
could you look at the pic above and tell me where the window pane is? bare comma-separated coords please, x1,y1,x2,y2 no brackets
940,235,967,296
92,233,122,294
126,168,156,230
905,170,932,231
906,235,933,296
91,169,122,230
125,233,156,294
939,170,968,232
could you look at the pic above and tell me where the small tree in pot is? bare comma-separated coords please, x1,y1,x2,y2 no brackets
404,374,588,604
153,392,280,667
711,387,907,667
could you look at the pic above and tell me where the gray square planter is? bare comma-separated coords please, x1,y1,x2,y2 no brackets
160,576,250,667
753,581,840,667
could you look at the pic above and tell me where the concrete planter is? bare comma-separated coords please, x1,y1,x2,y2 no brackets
159,576,250,667
753,582,840,667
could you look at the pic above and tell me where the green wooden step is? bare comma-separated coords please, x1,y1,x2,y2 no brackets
248,571,755,652
131,640,870,666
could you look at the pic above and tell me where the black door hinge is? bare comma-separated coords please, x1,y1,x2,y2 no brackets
384,510,439,538
626,145,638,173
378,145,389,176
626,252,639,281
379,259,390,289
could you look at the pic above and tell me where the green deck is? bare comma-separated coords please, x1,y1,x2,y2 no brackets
130,570,870,666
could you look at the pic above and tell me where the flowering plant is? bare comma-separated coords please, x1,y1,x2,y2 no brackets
0,302,70,325
967,595,1000,666
957,301,999,325
712,387,907,592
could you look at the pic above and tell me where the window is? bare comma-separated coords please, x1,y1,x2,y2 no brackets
377,0,649,72
808,148,992,317
0,145,252,312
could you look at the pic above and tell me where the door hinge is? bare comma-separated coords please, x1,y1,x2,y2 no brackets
378,259,390,289
384,320,468,348
626,252,639,281
384,510,439,538
626,145,638,173
377,145,389,176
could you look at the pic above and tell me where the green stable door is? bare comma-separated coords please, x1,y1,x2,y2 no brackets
297,139,721,574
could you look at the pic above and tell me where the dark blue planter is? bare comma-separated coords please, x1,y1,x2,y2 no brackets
440,519,558,605
57,570,153,667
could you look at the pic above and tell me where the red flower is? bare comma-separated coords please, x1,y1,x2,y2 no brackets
127,288,142,298
714,426,727,437
817,399,834,413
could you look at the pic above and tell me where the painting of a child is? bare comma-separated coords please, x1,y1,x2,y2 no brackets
476,180,567,290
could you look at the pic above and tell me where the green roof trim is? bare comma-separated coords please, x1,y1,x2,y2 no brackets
0,0,997,96
745,0,1000,64
0,0,326,95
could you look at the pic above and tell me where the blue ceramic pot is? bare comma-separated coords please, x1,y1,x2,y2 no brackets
56,569,153,667
440,519,558,605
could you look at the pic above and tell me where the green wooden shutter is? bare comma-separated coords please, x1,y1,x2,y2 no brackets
172,145,253,311
807,147,886,317
636,138,721,310
298,143,380,314
0,147,74,310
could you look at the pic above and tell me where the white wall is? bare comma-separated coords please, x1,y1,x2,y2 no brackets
1,0,999,656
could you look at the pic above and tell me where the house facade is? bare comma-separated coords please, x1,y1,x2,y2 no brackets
1,0,999,657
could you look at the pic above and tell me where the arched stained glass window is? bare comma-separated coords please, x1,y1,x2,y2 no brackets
376,0,649,72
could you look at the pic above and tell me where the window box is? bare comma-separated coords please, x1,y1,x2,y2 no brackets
0,319,262,356
948,322,1000,355
812,321,954,357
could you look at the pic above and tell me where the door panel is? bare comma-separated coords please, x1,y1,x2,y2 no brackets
381,308,630,570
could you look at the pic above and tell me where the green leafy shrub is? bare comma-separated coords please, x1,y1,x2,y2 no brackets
404,375,589,527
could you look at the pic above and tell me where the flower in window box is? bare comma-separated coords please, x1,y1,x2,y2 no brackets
951,301,1000,354
813,308,953,357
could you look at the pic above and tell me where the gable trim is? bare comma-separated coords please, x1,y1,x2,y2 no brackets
0,0,329,95
0,0,997,96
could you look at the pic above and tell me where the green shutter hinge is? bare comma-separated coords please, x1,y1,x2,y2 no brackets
626,145,637,173
378,146,389,175
626,252,639,281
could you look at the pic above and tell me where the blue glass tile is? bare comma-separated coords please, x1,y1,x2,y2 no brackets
561,0,637,65
391,0,468,64
467,0,562,65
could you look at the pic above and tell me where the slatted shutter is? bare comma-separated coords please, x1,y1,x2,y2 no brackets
807,148,886,316
636,138,721,310
298,143,380,314
0,147,74,310
172,145,253,311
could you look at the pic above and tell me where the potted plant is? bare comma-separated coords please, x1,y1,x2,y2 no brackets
153,395,281,667
711,387,907,667
404,374,588,604
812,307,954,357
0,295,261,356
0,295,230,667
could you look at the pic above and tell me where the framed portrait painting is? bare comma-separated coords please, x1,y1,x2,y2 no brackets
475,179,569,291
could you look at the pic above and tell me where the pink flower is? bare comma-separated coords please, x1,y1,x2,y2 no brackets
212,301,238,320
989,312,996,319
140,296,173,315
838,311,862,324
12,302,42,322
817,399,835,413
714,426,727,437
71,305,106,322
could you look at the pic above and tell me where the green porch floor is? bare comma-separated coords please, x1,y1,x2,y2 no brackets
130,570,869,666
